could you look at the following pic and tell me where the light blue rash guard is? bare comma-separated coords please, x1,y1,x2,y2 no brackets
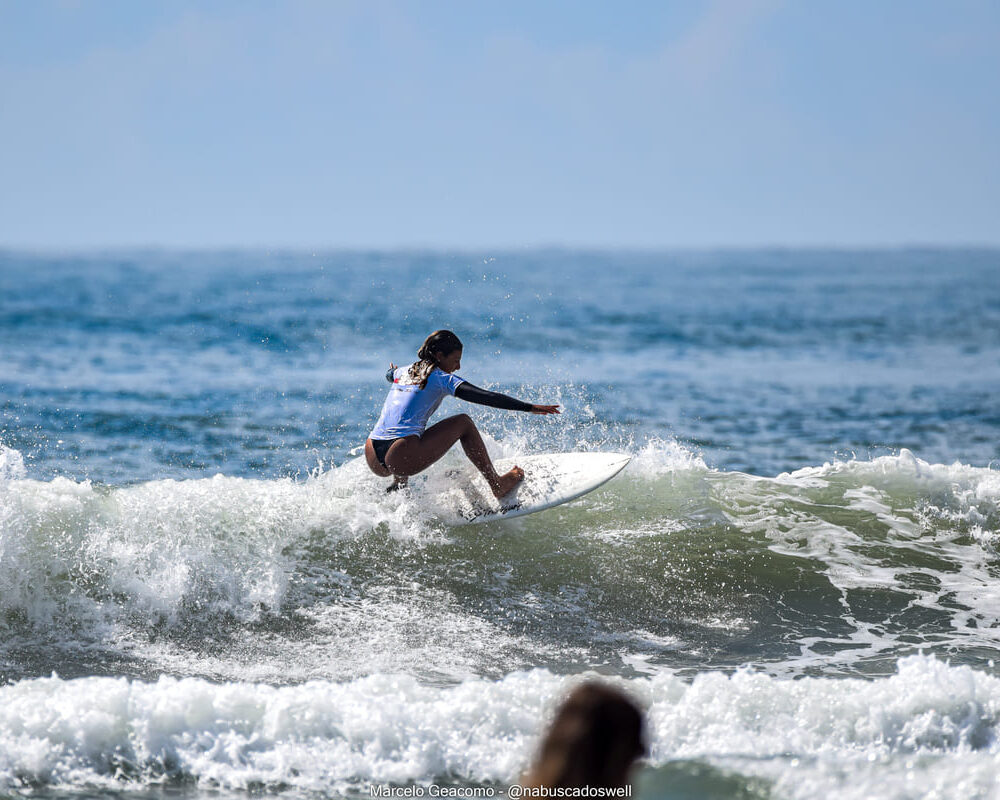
370,365,466,440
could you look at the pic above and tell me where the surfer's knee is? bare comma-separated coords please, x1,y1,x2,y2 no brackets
454,413,475,429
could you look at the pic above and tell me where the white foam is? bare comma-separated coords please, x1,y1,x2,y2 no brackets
0,457,445,628
628,437,709,478
643,654,1000,800
0,444,27,482
0,669,554,792
2,656,1000,798
778,449,1000,504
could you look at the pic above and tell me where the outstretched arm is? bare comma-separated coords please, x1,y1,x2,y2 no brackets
455,382,560,414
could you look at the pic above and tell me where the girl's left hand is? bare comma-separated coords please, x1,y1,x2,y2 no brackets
531,404,561,415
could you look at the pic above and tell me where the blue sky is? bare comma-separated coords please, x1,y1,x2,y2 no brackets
1,0,998,248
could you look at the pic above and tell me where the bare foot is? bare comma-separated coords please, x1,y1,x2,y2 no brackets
492,466,525,499
386,476,409,493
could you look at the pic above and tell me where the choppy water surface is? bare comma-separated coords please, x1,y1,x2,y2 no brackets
1,248,999,799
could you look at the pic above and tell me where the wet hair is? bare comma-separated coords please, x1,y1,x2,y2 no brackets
521,681,647,790
408,330,463,390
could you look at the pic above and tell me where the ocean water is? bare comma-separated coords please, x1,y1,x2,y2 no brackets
1,247,1000,799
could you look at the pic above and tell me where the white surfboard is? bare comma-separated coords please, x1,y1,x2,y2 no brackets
434,452,631,525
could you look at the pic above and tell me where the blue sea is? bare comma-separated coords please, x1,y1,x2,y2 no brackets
1,248,1000,799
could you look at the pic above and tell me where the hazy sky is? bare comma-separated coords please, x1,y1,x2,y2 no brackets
1,0,998,248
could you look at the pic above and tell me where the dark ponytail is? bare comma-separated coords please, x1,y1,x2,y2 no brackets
408,330,463,389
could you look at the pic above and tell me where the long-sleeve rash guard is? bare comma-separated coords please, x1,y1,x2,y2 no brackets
455,381,533,412
383,365,533,411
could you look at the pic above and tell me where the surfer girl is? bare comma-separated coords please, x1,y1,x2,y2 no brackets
365,330,560,495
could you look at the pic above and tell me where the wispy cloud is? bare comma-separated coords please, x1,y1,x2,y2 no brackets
662,0,783,90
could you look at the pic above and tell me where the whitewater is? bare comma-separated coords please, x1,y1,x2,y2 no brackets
2,248,999,799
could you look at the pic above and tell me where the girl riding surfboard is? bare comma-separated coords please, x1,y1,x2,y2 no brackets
365,330,560,494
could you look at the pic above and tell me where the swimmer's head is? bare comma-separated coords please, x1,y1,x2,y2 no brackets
521,681,646,790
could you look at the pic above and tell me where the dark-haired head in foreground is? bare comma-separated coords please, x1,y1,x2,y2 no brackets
522,681,647,790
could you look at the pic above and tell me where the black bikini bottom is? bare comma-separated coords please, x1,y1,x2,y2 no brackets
371,438,400,468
